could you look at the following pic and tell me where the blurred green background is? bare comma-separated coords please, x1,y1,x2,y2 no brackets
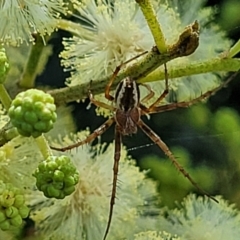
37,0,240,208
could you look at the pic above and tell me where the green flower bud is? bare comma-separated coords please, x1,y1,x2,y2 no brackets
13,195,25,208
0,220,10,230
64,176,77,187
8,89,57,138
33,155,79,199
64,186,75,195
53,170,65,182
47,185,60,198
18,206,29,218
0,48,10,84
0,181,29,231
0,211,6,223
5,206,19,218
10,215,22,227
0,190,15,207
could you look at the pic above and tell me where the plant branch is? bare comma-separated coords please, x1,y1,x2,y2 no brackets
138,57,240,83
49,21,200,105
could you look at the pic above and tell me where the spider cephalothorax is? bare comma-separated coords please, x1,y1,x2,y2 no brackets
114,77,140,135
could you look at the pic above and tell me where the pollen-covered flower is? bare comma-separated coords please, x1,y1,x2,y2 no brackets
28,132,158,240
61,0,232,108
61,0,180,86
0,0,66,46
134,231,181,240
159,194,240,240
0,135,43,191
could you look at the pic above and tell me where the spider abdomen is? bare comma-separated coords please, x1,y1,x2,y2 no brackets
115,108,140,135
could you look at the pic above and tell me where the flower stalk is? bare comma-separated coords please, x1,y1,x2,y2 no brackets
0,84,12,110
228,39,240,58
19,34,45,88
135,0,167,53
35,135,52,159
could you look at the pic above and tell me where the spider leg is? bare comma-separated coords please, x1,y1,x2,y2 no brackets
50,117,115,151
139,82,155,103
88,88,115,111
105,51,148,101
103,126,122,240
146,63,169,111
144,72,238,115
137,119,218,203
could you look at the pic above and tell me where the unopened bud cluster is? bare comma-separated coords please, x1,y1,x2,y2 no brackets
8,89,57,138
33,155,79,199
0,181,29,231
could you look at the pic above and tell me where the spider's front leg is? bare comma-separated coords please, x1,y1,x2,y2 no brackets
50,117,115,151
50,84,116,152
88,83,115,111
105,51,148,101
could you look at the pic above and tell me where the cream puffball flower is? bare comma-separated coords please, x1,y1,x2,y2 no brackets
162,194,240,240
0,0,66,45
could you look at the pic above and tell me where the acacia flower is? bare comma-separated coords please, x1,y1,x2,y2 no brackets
134,231,181,240
159,194,240,240
0,0,66,46
61,0,232,108
28,132,157,240
0,135,43,191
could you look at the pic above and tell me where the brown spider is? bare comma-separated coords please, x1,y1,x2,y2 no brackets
51,52,236,240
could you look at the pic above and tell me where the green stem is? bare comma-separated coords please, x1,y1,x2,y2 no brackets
228,39,240,58
138,57,240,83
19,35,45,88
35,135,52,159
136,0,167,53
0,84,12,110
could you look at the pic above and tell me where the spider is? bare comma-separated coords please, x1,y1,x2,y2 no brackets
51,52,235,240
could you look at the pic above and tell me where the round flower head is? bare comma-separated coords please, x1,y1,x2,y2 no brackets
0,0,66,46
28,132,157,240
0,135,43,191
160,194,240,240
61,0,232,112
8,89,57,138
